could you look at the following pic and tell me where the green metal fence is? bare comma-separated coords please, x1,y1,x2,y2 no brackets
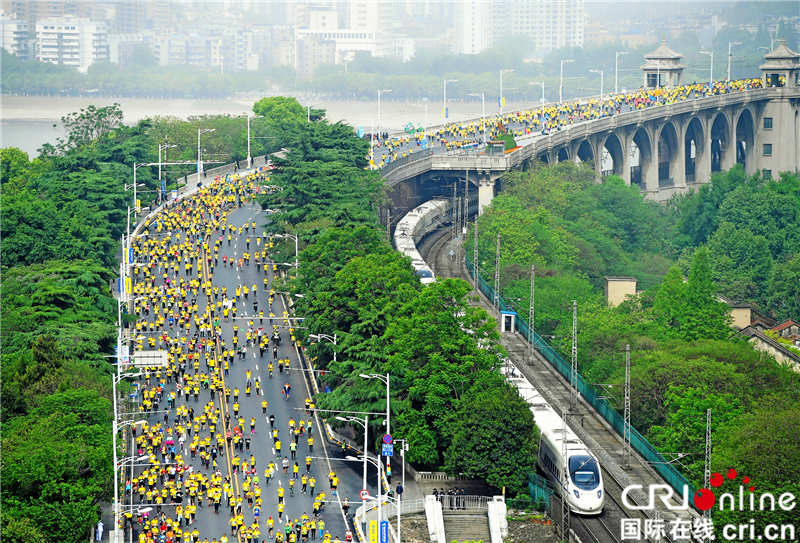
465,257,698,509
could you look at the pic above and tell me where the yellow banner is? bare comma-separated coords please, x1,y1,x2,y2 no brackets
125,277,132,294
369,520,378,543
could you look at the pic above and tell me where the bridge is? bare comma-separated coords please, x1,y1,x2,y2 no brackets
380,40,800,222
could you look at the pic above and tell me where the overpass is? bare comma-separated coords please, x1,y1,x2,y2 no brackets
380,85,800,221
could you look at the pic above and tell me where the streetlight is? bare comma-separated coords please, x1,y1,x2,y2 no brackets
246,113,264,169
469,93,486,145
393,437,409,543
615,51,629,94
443,78,458,126
411,103,428,139
309,333,337,363
158,144,177,205
699,50,714,93
335,415,369,496
727,41,741,81
359,373,391,475
377,89,392,137
529,81,545,108
560,60,574,103
757,46,771,55
307,101,320,123
500,69,514,116
590,69,604,102
197,128,215,177
272,233,298,272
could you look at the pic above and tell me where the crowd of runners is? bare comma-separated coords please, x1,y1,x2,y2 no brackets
118,171,353,543
368,78,765,167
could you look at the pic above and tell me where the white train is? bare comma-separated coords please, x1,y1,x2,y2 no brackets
507,361,605,515
392,197,479,284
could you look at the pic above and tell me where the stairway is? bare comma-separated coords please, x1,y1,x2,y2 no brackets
442,510,492,542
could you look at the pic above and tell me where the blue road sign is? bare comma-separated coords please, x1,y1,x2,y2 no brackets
381,443,394,457
128,247,134,263
380,521,389,543
445,107,449,119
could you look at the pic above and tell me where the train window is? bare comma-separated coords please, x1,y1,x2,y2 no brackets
569,455,600,490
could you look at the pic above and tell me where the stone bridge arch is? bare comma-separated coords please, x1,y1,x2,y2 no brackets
710,111,733,173
734,107,756,173
656,121,681,188
683,116,707,184
629,127,655,191
600,133,626,179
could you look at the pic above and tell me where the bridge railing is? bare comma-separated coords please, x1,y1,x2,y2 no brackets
465,256,699,509
380,148,434,175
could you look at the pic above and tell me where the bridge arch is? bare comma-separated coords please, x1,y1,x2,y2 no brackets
683,117,705,183
710,111,732,173
656,121,680,187
557,147,570,163
600,133,625,178
734,107,756,173
630,127,654,190
576,139,595,165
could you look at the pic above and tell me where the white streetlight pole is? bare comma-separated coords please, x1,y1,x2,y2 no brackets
727,41,741,82
615,51,629,94
360,373,391,475
700,51,714,93
560,59,574,103
590,69,604,102
336,415,369,495
246,114,263,169
411,103,428,139
377,89,392,137
273,233,298,271
500,69,514,116
158,144,177,205
309,333,337,363
469,93,486,145
394,438,408,543
443,78,458,126
197,128,215,176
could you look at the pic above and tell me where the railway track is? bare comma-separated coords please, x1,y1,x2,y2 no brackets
418,222,696,543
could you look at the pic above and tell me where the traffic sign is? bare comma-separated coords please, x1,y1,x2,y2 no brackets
382,443,394,457
380,520,389,543
382,434,393,445
128,247,134,263
369,520,378,543
360,489,370,501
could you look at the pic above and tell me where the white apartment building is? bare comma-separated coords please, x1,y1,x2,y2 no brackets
35,15,108,72
295,0,393,66
453,0,585,55
0,13,31,59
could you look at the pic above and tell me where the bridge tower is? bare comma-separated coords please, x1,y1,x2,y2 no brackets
758,39,800,176
760,37,800,89
641,38,685,89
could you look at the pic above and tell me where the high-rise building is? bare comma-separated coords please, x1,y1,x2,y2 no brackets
35,15,108,72
453,0,585,55
114,0,145,34
9,0,79,26
0,13,31,59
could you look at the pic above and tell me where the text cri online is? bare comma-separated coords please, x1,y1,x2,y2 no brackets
721,523,796,541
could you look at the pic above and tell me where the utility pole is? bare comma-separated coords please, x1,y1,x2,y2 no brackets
560,409,572,540
494,233,501,312
571,300,578,409
623,344,631,469
704,409,712,521
473,219,479,289
528,264,535,363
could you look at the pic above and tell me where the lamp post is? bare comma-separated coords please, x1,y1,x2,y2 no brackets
335,415,369,497
727,41,741,81
615,51,629,94
560,59,574,103
124,174,145,237
443,78,458,126
272,233,298,272
469,93,486,145
246,113,264,169
309,333,337,363
529,81,545,109
377,89,392,137
500,68,514,116
158,144,177,205
590,69,604,102
700,50,714,93
411,103,428,139
359,373,391,476
393,438,408,542
307,101,320,123
197,128,215,177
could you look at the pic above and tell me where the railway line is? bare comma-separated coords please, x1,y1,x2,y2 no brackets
417,223,697,543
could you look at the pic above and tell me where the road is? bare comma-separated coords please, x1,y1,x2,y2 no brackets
120,175,374,543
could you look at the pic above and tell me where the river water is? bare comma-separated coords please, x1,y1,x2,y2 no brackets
1,95,534,156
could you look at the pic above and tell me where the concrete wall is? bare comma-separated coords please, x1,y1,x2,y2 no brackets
604,277,637,307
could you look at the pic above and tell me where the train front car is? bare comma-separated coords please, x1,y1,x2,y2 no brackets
565,449,605,515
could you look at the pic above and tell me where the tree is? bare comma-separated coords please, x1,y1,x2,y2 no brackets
652,267,687,333
683,247,731,341
767,253,800,321
445,382,539,495
706,221,773,305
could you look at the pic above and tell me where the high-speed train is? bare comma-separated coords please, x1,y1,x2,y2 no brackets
507,361,605,515
392,197,479,284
